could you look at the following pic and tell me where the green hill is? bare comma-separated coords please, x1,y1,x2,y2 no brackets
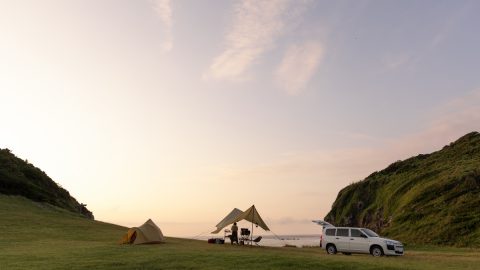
0,148,93,219
325,132,480,247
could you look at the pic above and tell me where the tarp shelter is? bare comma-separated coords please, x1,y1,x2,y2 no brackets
212,208,244,234
120,219,164,245
211,205,270,240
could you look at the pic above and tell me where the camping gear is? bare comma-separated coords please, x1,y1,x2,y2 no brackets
207,238,225,244
240,228,250,244
212,205,270,233
251,236,262,246
246,235,263,246
211,205,270,245
120,219,164,245
239,228,250,245
241,228,250,236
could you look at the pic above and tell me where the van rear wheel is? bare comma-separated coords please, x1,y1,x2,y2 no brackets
326,244,337,255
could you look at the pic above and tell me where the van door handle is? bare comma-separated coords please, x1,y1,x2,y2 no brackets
335,237,339,239
350,238,354,240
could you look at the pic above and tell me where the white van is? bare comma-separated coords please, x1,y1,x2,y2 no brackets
313,220,404,256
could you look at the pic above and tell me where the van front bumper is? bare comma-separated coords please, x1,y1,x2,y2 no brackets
386,244,404,255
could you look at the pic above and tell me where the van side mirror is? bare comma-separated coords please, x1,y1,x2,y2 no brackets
361,234,367,238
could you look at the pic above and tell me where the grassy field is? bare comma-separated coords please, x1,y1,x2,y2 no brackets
0,195,479,270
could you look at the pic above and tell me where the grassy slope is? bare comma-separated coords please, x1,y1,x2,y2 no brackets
325,132,480,247
1,195,479,270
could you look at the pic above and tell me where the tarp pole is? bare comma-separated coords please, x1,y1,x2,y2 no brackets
251,207,254,246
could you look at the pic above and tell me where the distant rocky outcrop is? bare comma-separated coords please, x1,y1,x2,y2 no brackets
325,132,480,247
0,149,93,219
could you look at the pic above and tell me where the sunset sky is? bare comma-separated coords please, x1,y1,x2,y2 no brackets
1,0,479,236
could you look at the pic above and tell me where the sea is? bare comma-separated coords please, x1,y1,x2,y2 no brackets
190,234,321,248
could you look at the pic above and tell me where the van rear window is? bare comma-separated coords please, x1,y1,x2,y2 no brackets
325,228,336,236
336,228,349,237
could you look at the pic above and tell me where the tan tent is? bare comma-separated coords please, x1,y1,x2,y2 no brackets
211,205,270,234
120,219,164,245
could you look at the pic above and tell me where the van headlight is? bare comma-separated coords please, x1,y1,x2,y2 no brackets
385,240,396,250
385,240,395,245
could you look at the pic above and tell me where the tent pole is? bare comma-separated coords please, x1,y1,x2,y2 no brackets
251,207,254,246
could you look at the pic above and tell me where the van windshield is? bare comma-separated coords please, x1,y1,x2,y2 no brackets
361,229,379,237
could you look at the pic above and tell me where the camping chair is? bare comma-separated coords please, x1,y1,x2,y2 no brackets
223,229,231,240
240,228,250,238
240,228,250,244
252,236,262,246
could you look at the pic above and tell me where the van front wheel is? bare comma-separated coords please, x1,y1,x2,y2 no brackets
326,244,337,255
370,246,384,257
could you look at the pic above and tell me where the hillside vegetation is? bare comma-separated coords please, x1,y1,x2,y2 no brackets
325,132,480,247
1,194,479,270
0,149,93,218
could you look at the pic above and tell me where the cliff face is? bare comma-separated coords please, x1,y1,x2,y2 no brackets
0,149,93,219
325,132,480,247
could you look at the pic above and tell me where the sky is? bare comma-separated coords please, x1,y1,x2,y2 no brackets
0,0,479,237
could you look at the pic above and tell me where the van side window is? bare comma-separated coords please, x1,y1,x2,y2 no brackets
325,228,336,236
336,228,349,237
350,229,363,237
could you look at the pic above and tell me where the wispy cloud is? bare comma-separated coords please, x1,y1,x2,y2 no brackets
398,89,480,152
150,0,173,52
275,41,323,95
382,52,412,70
204,0,307,81
430,1,471,48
